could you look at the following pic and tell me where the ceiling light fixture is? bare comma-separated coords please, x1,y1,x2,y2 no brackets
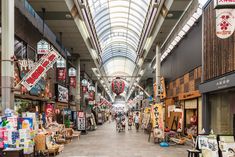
167,13,174,18
137,58,144,67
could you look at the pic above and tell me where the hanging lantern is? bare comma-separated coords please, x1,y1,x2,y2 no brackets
82,79,88,93
111,77,125,95
89,91,95,101
69,76,76,88
88,85,95,92
81,79,88,87
82,86,88,93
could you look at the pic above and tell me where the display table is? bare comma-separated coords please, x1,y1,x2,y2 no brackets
2,148,24,157
24,152,34,157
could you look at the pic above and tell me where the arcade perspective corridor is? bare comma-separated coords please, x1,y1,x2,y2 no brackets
58,122,189,157
1,0,234,157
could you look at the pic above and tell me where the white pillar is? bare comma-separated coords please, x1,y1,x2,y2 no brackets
95,81,98,103
1,0,15,112
155,44,161,103
75,57,81,111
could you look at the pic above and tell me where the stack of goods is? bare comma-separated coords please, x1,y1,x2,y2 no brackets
0,128,8,148
19,129,35,154
0,111,38,155
6,130,19,148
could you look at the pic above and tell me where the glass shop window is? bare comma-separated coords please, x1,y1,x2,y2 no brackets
14,37,36,60
209,91,235,135
15,38,27,59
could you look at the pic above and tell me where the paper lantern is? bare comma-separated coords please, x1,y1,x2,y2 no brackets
81,79,88,87
88,85,95,92
111,77,125,95
89,91,95,101
82,86,87,93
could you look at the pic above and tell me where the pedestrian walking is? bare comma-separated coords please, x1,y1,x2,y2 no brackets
128,116,133,130
134,112,140,132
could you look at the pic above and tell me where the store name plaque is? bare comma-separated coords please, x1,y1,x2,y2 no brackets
216,77,230,89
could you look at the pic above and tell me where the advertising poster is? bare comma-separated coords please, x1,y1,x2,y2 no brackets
56,84,68,103
18,118,33,130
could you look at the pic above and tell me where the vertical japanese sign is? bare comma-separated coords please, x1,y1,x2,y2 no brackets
57,57,67,81
151,104,164,130
69,67,76,88
77,111,86,131
21,47,61,91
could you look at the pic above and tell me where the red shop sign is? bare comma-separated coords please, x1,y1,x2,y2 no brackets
21,48,61,91
78,111,84,118
57,68,66,81
70,76,76,88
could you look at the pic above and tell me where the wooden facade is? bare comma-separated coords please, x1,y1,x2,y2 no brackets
166,66,202,98
203,1,235,82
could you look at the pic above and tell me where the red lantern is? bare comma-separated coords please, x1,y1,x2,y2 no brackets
82,86,87,93
89,91,94,101
111,77,125,95
70,76,76,88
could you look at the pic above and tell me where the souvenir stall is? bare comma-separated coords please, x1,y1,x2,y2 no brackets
95,97,112,125
0,40,79,156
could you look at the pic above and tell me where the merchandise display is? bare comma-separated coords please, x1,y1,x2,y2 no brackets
0,107,80,156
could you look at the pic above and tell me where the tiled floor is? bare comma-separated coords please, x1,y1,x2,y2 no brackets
58,122,189,157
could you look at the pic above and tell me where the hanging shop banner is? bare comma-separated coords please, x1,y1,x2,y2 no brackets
57,68,66,81
21,48,61,91
214,0,235,8
56,84,68,103
69,76,76,88
151,104,164,130
216,9,235,39
37,39,50,55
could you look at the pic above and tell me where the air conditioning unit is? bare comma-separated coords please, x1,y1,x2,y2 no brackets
153,0,160,8
77,0,86,8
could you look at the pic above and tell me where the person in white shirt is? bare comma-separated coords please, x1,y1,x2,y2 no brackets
134,112,140,132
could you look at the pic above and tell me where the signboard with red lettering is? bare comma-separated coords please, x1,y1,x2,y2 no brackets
216,9,235,39
214,0,235,8
37,39,50,55
21,47,61,91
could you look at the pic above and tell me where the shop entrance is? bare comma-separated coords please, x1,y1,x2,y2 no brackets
184,99,198,136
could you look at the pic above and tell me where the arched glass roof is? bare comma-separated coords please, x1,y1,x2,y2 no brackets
88,0,150,76
103,57,135,76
